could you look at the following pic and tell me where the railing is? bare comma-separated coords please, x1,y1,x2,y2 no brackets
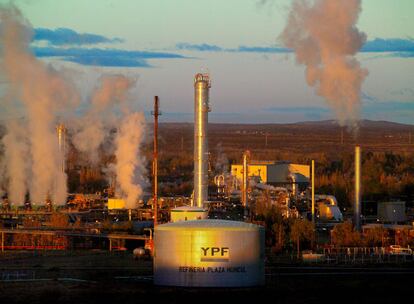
267,247,414,264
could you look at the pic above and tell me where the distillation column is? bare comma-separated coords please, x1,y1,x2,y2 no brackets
193,73,211,208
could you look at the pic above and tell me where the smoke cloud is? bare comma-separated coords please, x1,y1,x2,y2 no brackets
0,4,147,208
215,143,229,174
280,0,368,127
114,112,146,209
72,75,134,164
2,120,30,205
0,5,78,205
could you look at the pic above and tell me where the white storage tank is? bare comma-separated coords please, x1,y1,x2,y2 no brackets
170,206,208,222
154,219,265,287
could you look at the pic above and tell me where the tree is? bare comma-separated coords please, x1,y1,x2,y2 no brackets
364,226,388,247
290,219,314,258
331,221,361,247
272,221,286,253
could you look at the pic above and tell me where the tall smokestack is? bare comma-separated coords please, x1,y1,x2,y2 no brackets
355,145,361,231
152,96,160,226
56,123,66,173
193,73,211,208
242,150,250,209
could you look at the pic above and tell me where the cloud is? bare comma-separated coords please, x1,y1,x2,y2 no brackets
175,42,289,53
362,38,414,52
32,47,186,67
235,46,290,53
34,27,123,45
175,39,414,57
176,42,223,52
64,56,151,67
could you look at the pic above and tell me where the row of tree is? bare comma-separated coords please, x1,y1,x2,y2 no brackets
257,206,414,257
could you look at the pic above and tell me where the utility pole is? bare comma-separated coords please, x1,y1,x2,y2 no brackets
152,96,161,226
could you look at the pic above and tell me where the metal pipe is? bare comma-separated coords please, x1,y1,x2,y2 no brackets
152,96,160,226
193,73,211,208
355,146,361,231
311,159,315,224
56,123,66,173
242,151,250,209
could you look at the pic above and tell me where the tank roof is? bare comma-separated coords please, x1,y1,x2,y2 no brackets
155,219,263,231
170,206,208,212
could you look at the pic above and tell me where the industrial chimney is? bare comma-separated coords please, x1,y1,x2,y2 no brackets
193,73,211,208
354,145,361,231
56,123,66,173
242,150,250,209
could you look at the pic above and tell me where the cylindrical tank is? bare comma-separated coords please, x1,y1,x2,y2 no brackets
193,73,211,208
170,206,208,222
154,219,265,287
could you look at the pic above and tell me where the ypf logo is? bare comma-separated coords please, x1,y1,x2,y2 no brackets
200,247,230,262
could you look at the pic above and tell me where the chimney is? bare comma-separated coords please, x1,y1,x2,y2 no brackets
193,73,211,208
355,145,361,231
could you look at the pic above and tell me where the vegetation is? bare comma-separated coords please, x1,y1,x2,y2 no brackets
363,226,388,247
290,219,314,258
331,221,361,247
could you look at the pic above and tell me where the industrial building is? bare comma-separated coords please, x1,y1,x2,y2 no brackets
231,161,309,184
231,161,310,198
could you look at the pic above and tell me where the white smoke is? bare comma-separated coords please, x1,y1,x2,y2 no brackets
114,112,146,209
215,143,229,174
280,0,368,127
0,5,79,205
72,75,134,164
0,4,147,208
2,120,30,205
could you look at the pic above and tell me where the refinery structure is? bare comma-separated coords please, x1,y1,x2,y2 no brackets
0,2,413,302
0,13,414,287
1,72,414,288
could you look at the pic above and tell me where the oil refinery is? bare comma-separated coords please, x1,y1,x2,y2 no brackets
0,1,414,302
1,73,413,276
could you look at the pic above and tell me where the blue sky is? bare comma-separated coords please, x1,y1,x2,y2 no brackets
4,0,414,124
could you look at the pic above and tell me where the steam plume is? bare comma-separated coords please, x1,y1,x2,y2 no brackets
0,4,147,208
2,120,29,205
0,5,78,205
280,0,368,127
215,143,229,174
114,112,146,209
72,75,134,164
